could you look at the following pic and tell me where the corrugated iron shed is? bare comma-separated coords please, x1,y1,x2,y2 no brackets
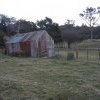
6,30,55,57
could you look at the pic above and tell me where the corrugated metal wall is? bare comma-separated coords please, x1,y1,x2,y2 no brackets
20,41,31,56
38,34,47,57
31,40,37,57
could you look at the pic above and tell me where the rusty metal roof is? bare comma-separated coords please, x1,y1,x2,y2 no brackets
7,33,25,43
6,30,46,43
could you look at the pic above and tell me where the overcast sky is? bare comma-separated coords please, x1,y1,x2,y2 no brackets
0,0,100,25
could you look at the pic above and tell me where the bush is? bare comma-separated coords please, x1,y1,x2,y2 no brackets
0,31,5,47
67,52,74,60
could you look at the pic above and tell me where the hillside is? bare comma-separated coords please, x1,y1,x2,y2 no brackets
76,39,100,48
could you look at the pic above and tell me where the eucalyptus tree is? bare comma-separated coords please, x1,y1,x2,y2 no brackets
79,7,100,39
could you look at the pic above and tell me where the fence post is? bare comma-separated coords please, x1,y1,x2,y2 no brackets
98,49,100,60
0,52,1,60
0,50,3,60
87,48,89,61
76,49,78,59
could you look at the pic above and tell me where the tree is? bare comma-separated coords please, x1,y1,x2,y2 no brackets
0,14,16,47
76,25,90,40
65,19,75,26
0,14,8,33
14,19,37,33
0,14,16,35
60,24,82,48
79,7,100,39
93,26,100,38
36,17,63,43
60,19,82,48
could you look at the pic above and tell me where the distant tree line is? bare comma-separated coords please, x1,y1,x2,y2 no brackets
0,14,100,48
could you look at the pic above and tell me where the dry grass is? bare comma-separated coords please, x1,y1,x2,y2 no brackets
0,53,100,100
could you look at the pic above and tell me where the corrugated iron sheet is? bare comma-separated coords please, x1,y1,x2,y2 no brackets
6,30,46,44
6,34,25,43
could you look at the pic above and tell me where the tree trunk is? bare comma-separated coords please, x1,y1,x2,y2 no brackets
90,26,93,39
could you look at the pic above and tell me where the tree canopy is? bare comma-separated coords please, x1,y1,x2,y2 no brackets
60,24,82,48
36,17,63,43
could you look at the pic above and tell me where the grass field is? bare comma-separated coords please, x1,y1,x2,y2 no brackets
0,54,100,100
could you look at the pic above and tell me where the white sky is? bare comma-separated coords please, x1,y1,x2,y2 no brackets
0,0,100,25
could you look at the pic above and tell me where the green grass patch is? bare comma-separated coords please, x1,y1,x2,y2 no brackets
0,54,100,100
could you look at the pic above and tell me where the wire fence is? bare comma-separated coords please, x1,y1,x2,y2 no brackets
55,43,100,62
